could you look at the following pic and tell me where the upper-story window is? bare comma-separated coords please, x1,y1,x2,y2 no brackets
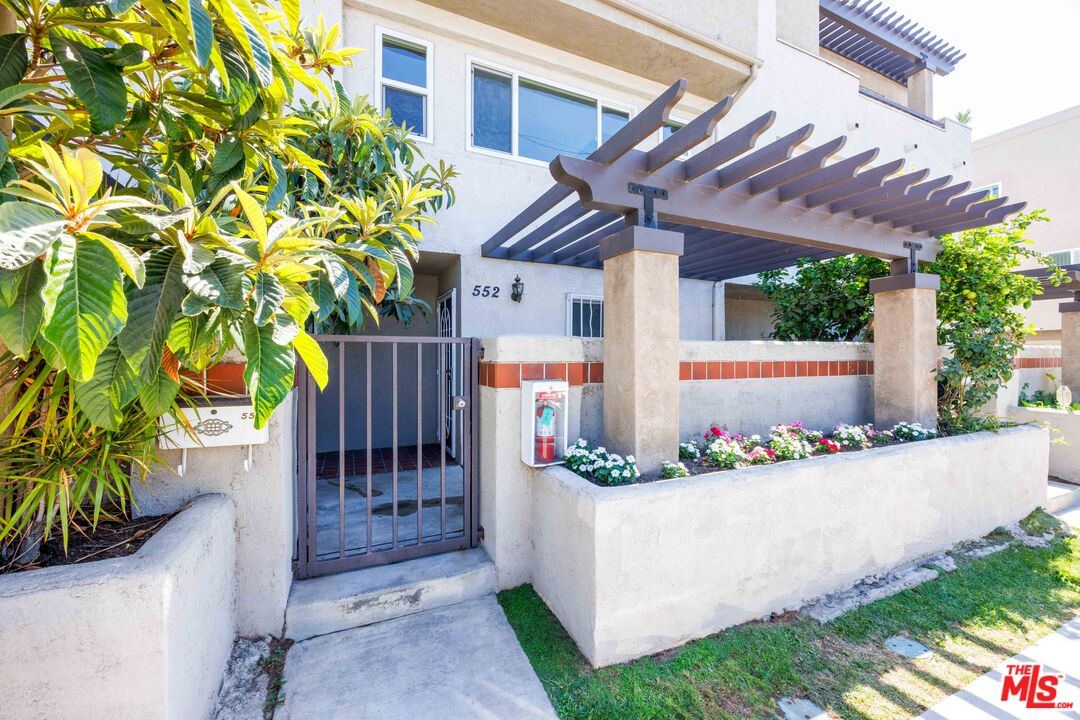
974,182,1002,198
469,61,631,163
377,30,432,140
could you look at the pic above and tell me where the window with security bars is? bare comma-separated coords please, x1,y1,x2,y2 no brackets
567,295,604,338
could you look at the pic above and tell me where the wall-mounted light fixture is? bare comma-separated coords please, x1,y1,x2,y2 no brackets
511,275,524,302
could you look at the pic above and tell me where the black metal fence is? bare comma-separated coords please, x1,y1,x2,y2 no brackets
296,336,480,578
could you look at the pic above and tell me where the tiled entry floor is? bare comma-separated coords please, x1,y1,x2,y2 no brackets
312,464,465,560
316,444,455,477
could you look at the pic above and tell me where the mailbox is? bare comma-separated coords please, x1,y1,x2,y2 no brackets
521,380,568,467
158,396,268,475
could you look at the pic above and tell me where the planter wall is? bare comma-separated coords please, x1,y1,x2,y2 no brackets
1007,405,1080,483
531,426,1048,667
136,390,295,636
0,494,235,720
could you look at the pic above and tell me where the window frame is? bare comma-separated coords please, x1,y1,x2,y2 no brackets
973,181,1003,198
566,293,605,338
375,27,434,143
465,56,634,167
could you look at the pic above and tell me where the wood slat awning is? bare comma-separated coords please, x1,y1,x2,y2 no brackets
481,79,1024,282
819,0,965,83
1019,266,1080,301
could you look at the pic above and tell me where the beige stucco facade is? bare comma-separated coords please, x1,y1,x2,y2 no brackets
972,105,1080,342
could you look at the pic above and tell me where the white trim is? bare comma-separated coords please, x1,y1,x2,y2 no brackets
375,26,433,144
465,54,635,167
565,293,605,338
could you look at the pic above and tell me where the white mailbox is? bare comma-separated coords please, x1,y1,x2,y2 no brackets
158,397,269,475
521,380,569,467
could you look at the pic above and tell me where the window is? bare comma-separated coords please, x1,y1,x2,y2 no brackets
377,31,431,139
974,182,1002,198
567,295,604,338
469,62,631,163
1049,249,1080,267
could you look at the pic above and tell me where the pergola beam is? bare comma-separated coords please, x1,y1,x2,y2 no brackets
481,79,1023,280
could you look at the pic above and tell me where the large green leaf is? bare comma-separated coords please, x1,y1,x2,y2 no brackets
49,35,127,133
138,364,181,417
0,34,28,91
242,317,294,428
0,202,66,269
183,258,245,309
74,340,139,430
253,271,284,325
41,237,127,380
180,0,214,67
0,262,45,356
118,248,186,380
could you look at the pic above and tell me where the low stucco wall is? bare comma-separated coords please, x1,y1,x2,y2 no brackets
1007,405,1080,483
530,426,1048,667
137,390,296,636
0,494,235,720
680,341,874,436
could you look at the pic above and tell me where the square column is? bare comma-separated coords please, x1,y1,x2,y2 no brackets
1060,300,1080,389
870,272,940,430
600,225,683,472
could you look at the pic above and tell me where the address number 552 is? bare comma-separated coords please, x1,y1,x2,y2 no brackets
472,285,500,298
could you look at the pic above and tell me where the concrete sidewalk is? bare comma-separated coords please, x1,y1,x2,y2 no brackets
918,615,1080,719
277,595,557,720
919,503,1080,720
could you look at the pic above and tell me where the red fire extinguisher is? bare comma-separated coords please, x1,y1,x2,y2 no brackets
535,401,558,464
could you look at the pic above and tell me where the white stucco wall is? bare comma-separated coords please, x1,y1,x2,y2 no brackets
1007,405,1080,484
137,392,296,637
531,426,1047,666
680,341,874,436
0,494,235,720
334,0,970,341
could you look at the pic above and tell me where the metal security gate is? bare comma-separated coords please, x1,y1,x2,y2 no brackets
296,336,480,579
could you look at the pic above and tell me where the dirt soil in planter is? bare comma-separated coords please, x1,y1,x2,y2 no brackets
1,512,177,575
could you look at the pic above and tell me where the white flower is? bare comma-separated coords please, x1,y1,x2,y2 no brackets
627,455,636,463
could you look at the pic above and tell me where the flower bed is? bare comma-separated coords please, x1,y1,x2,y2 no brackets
564,421,937,485
530,426,1049,667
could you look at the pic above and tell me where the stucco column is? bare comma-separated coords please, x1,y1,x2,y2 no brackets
601,225,683,472
907,68,934,117
1060,300,1080,389
870,272,940,430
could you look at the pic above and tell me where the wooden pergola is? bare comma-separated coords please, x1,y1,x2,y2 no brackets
481,79,1022,280
481,79,1025,471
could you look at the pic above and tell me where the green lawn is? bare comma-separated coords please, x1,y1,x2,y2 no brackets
499,520,1080,719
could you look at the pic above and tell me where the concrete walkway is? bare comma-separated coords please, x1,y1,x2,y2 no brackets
918,615,1080,719
277,595,557,720
919,502,1080,720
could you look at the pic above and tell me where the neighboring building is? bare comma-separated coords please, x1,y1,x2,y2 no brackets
972,105,1080,343
309,0,970,342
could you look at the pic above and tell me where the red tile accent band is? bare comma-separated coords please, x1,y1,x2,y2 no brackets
1016,357,1061,369
479,359,875,387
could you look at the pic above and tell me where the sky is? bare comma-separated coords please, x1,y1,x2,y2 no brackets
882,0,1080,139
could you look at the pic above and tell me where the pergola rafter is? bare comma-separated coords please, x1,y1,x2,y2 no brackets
481,79,1024,282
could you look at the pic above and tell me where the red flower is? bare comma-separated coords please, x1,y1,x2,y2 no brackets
709,426,723,437
817,438,840,454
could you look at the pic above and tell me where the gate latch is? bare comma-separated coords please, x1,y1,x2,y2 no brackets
452,395,468,411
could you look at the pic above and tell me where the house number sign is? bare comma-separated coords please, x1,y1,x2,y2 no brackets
472,284,501,298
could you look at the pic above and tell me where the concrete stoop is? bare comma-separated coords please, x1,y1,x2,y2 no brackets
285,547,496,642
1047,478,1080,514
